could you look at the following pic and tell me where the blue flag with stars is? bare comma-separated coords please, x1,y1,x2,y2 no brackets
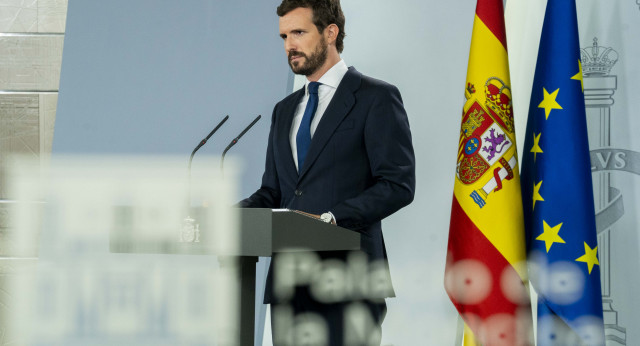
520,0,605,345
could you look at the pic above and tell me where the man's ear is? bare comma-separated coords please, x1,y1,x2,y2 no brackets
325,23,339,45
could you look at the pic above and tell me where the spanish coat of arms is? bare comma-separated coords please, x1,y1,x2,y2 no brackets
457,77,517,208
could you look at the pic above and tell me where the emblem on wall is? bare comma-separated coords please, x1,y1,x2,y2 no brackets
582,37,635,346
180,216,200,243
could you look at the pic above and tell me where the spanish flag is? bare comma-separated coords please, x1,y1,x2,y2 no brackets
445,0,532,344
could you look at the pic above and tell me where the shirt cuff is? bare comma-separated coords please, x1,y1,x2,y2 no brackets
328,211,337,225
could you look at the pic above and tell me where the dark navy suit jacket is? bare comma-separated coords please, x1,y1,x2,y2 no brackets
240,67,415,303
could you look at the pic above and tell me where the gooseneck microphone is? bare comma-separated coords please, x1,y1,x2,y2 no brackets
221,115,262,172
188,115,230,173
182,115,230,242
185,116,229,223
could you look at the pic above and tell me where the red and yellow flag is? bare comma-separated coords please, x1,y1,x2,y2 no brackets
445,1,532,345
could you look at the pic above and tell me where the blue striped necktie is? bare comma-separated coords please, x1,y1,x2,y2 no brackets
296,81,320,171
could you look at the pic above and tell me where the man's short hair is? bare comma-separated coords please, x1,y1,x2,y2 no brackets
277,0,346,53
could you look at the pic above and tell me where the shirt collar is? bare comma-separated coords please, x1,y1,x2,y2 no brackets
305,59,348,95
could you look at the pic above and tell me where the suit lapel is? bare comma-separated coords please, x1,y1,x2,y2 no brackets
277,87,304,178
298,67,362,181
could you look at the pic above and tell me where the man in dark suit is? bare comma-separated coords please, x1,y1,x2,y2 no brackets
240,0,415,344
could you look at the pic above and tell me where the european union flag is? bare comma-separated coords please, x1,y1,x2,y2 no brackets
520,0,605,345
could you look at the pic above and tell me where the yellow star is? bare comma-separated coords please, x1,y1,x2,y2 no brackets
533,180,544,210
530,132,543,162
536,220,565,252
576,242,600,274
571,60,584,92
538,88,563,120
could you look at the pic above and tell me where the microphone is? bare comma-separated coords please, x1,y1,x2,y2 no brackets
188,115,229,173
182,115,229,242
221,115,262,172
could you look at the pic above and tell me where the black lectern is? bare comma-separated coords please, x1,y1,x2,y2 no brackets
111,208,360,346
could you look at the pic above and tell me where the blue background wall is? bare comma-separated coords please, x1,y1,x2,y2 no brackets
55,0,290,199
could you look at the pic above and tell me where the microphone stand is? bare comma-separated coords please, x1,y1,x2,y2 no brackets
181,115,229,242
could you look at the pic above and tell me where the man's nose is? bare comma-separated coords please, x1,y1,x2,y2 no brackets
284,39,295,53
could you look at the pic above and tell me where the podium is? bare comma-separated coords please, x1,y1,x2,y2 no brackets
111,208,360,345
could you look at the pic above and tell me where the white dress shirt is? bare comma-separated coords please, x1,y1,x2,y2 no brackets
289,59,348,172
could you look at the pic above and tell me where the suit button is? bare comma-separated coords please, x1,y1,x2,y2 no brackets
294,189,303,197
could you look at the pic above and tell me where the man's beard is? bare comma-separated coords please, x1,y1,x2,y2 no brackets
288,38,328,76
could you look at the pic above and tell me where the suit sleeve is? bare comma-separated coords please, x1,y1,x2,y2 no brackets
237,105,282,208
330,84,416,230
